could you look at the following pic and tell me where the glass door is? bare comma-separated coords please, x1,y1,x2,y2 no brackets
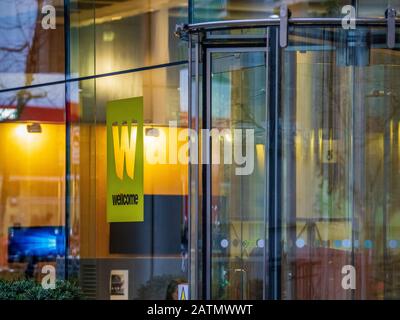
189,23,400,301
206,47,269,300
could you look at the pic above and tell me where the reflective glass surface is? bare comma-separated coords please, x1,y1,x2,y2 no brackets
191,0,400,22
281,27,400,300
70,0,188,78
71,64,189,299
3,0,400,301
0,0,65,90
0,83,66,281
210,50,268,300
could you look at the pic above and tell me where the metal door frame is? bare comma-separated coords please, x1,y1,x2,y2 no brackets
206,46,272,300
188,28,282,300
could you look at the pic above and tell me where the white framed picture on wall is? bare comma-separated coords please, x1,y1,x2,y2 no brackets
110,270,129,300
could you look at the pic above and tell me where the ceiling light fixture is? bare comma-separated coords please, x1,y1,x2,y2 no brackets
27,123,42,133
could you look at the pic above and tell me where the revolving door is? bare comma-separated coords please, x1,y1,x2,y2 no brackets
182,12,400,300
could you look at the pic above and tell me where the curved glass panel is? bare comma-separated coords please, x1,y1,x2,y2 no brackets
191,23,400,300
281,26,400,299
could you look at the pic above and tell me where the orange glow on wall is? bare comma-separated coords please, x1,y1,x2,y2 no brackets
0,122,66,267
143,126,188,195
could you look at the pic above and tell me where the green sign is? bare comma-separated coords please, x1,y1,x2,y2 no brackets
107,97,144,222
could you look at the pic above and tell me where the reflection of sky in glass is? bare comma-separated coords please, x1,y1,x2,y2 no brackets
212,72,231,120
0,0,37,74
0,1,65,92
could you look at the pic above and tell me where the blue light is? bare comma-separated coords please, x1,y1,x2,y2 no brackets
364,240,373,249
8,226,65,262
334,240,342,248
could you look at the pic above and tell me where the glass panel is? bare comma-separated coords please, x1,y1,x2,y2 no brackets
210,50,268,299
94,0,188,75
358,0,400,17
0,0,65,90
281,26,400,300
192,0,349,22
70,64,189,299
0,83,66,282
70,0,95,78
69,0,188,79
191,0,400,22
66,78,96,284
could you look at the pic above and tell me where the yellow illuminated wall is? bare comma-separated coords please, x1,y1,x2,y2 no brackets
0,122,66,266
0,122,190,262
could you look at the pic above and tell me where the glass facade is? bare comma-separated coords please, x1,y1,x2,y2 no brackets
0,0,189,300
1,0,400,300
280,26,400,299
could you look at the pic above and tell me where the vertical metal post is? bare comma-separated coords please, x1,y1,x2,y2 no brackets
188,0,194,24
263,28,270,301
281,42,297,300
386,8,397,49
63,0,71,281
268,28,282,300
188,33,193,299
279,5,290,48
203,42,212,300
188,32,200,300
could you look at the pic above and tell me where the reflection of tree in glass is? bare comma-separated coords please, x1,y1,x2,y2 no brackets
0,0,49,119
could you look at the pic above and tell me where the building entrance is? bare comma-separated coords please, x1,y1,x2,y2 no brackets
183,15,400,300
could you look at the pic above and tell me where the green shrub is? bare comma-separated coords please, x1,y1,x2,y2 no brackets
0,279,85,300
